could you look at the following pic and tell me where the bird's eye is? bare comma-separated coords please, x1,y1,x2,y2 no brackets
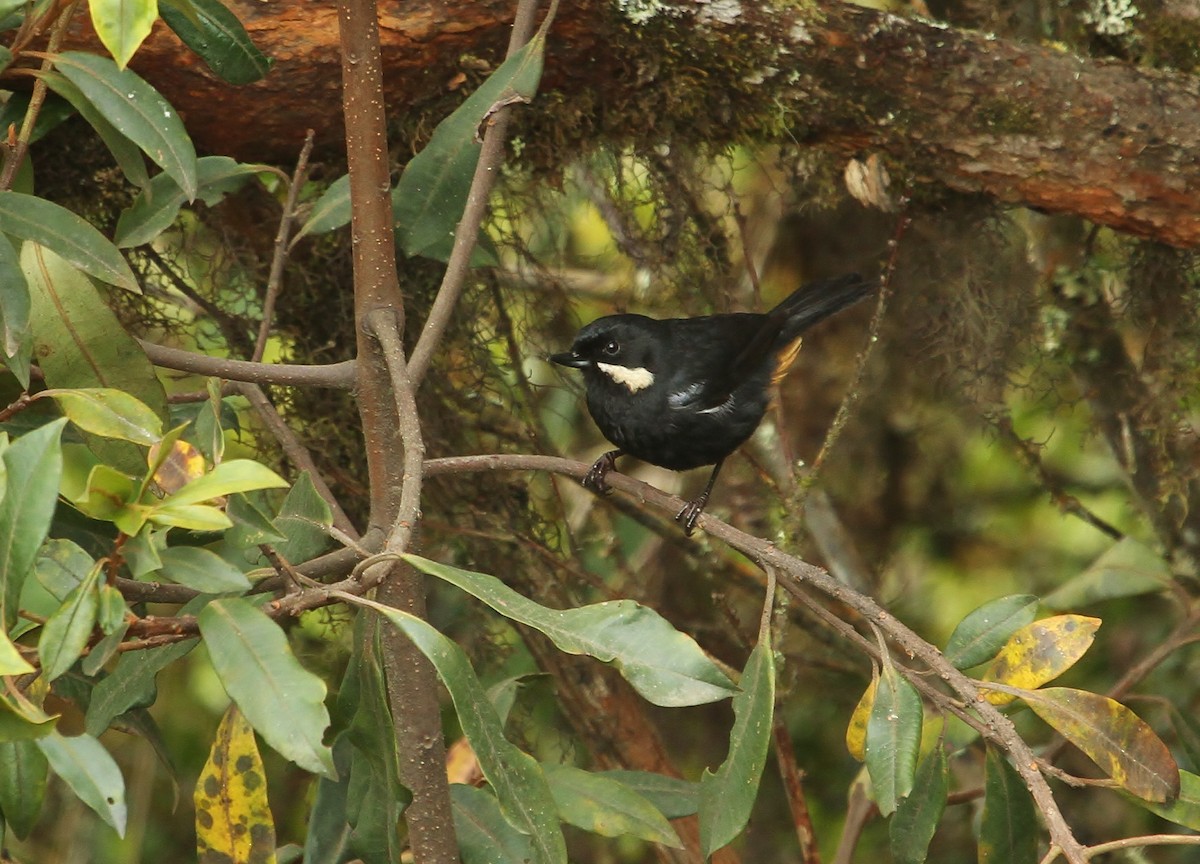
602,339,619,355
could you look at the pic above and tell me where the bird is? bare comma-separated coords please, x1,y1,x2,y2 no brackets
550,273,875,534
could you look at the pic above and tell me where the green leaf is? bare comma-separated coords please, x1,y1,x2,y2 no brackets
83,614,127,674
392,33,545,261
1019,687,1179,802
1132,769,1200,831
38,732,127,836
0,740,48,839
599,771,698,819
944,594,1039,670
340,593,565,864
864,659,922,816
544,763,681,847
54,51,197,199
0,627,33,676
115,155,261,247
0,684,57,741
150,503,232,532
302,733,354,864
1,195,138,291
0,236,31,387
698,642,775,856
1043,538,1171,610
158,545,251,593
225,494,286,545
341,619,407,861
890,745,948,864
194,381,226,465
38,562,101,682
66,463,139,528
981,615,1101,705
978,746,1037,864
22,243,166,473
198,598,334,776
39,388,163,445
37,71,150,189
158,0,272,84
0,418,67,629
161,459,288,509
86,636,198,736
405,555,736,707
272,472,332,564
296,173,350,239
34,541,95,604
451,783,536,864
89,0,158,69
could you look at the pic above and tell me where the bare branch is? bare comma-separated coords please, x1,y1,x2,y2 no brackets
253,129,315,363
138,339,355,389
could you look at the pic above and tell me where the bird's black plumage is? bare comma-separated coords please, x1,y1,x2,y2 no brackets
551,273,874,534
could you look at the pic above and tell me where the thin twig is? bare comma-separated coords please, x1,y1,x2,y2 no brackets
406,0,556,387
254,130,315,363
993,414,1123,540
1040,833,1200,864
798,203,910,499
138,339,355,389
139,246,253,356
772,717,822,864
0,0,78,190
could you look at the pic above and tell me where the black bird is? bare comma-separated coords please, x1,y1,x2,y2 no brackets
550,274,874,534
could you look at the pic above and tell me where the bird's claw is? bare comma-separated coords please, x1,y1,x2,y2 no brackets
675,498,706,536
582,450,621,495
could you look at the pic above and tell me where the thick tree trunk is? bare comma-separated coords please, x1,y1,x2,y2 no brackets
39,0,1200,245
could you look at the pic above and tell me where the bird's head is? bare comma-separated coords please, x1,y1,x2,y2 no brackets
550,315,661,393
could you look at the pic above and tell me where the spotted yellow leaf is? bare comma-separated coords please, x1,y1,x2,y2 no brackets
980,615,1100,705
195,704,276,864
1020,687,1179,803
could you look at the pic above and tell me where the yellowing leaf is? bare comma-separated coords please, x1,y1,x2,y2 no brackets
195,704,277,864
980,615,1100,705
150,438,206,496
846,676,877,761
1020,687,1180,803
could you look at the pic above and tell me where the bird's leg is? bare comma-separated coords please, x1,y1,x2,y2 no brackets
676,459,724,536
583,449,624,494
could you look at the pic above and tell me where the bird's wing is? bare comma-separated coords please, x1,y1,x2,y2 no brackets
667,274,873,412
666,311,786,411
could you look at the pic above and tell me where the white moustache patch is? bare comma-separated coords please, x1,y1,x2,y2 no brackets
597,362,655,392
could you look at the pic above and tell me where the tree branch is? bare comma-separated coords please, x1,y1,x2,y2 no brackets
137,339,355,389
52,0,1200,248
421,452,1089,863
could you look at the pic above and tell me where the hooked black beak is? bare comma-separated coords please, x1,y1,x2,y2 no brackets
549,351,588,369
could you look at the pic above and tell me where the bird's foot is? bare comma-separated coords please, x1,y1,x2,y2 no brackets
583,449,623,495
675,494,710,537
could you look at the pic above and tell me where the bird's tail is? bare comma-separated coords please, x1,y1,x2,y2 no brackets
774,273,875,338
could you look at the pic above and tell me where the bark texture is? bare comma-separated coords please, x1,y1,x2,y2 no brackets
31,0,1200,246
